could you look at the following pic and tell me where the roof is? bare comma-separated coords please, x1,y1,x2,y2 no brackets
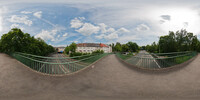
77,43,109,47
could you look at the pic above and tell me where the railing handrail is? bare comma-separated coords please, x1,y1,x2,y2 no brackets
134,51,192,55
14,53,100,64
15,52,99,59
132,52,195,59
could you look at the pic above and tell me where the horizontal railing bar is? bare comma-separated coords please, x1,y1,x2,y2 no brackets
132,52,194,59
15,52,99,59
14,53,100,64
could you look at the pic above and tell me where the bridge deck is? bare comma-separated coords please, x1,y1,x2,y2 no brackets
0,53,200,100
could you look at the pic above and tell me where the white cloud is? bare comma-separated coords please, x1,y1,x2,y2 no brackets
117,27,130,33
21,11,32,14
107,27,115,33
98,23,107,33
160,15,171,21
35,29,59,41
63,33,68,37
76,23,100,36
135,24,150,31
95,34,105,39
70,17,84,28
9,15,32,26
33,11,42,18
183,22,189,28
104,32,118,40
10,24,24,30
95,25,129,40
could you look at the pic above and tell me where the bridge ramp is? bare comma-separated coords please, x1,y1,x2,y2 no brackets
0,53,200,100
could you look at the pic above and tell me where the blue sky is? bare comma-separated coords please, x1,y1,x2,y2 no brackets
1,0,200,46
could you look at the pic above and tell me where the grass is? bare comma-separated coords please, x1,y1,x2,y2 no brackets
175,55,192,64
116,53,133,60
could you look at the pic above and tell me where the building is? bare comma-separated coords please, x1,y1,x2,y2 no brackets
54,47,65,53
76,43,112,53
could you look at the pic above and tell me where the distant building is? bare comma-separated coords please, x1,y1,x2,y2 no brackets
55,47,65,53
76,43,112,53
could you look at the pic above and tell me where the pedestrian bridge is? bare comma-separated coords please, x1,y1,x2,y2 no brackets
10,51,197,76
0,52,200,100
11,52,109,75
117,51,197,70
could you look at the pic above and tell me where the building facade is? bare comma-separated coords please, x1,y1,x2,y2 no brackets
76,43,112,53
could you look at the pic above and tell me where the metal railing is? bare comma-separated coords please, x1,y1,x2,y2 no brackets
116,51,197,69
11,52,109,75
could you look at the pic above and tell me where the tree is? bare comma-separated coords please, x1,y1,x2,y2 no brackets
69,42,77,53
115,42,122,52
156,29,199,53
126,41,139,52
146,42,158,53
122,44,129,52
0,28,55,56
64,46,70,54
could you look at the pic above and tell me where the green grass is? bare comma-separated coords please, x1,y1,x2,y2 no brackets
80,53,109,64
175,55,192,64
116,53,133,60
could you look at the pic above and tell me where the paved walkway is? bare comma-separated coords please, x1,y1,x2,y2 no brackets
0,53,200,100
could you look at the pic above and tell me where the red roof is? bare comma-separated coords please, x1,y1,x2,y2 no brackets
77,43,109,48
100,43,108,47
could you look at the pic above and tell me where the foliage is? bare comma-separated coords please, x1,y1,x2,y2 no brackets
92,49,104,54
115,42,122,52
146,29,200,53
111,41,139,53
64,46,70,54
0,28,55,56
126,41,139,52
69,42,77,53
70,52,82,57
146,42,158,53
122,44,129,52
116,52,132,60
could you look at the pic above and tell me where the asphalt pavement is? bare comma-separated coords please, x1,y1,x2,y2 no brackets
0,53,200,100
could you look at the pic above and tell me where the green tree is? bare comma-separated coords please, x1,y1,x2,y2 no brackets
122,44,129,52
0,28,55,55
64,46,70,54
69,42,77,53
115,42,122,52
126,41,139,52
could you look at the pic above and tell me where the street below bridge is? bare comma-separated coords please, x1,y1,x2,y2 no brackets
38,53,86,74
126,50,161,68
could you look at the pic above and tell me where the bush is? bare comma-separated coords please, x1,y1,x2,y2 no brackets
92,50,104,54
70,52,82,57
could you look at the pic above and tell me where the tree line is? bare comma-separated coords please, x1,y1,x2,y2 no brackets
0,28,55,56
110,41,139,53
145,29,200,53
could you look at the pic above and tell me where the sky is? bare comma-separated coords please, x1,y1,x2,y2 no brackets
0,0,200,46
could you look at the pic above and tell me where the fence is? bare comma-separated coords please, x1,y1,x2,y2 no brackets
11,52,109,75
116,51,197,69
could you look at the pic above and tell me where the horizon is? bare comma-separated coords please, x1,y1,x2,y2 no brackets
1,0,200,46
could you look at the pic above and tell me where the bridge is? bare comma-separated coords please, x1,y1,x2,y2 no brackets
0,52,200,100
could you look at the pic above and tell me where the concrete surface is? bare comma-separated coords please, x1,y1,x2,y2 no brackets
0,53,200,100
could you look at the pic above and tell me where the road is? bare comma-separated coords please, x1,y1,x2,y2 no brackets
38,53,86,74
126,50,160,68
0,53,200,100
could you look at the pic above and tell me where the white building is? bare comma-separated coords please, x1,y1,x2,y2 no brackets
76,43,112,53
